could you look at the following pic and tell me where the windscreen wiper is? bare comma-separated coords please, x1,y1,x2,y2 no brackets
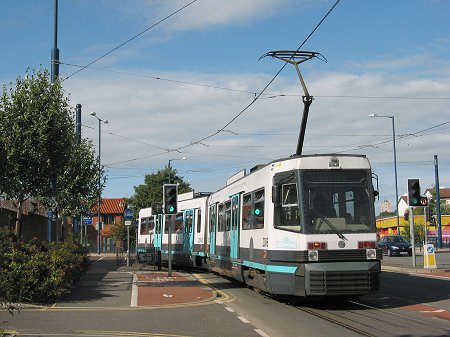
316,214,348,241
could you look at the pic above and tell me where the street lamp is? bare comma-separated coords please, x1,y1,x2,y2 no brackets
168,157,186,184
369,113,400,235
90,111,109,255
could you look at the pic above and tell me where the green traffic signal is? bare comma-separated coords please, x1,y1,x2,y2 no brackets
254,208,261,216
163,184,178,214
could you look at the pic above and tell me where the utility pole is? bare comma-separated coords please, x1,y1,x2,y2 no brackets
48,0,59,241
434,155,443,248
51,0,60,83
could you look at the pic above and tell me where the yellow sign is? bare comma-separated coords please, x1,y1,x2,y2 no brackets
423,244,437,269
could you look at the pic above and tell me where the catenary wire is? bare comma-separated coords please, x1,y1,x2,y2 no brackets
60,61,450,101
173,0,343,151
62,0,198,81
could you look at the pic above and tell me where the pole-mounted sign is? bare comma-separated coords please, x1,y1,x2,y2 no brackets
124,208,134,220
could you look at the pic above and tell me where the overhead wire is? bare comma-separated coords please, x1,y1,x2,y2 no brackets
60,61,450,101
62,0,198,81
174,0,343,151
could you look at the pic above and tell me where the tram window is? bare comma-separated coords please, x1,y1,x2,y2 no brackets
148,217,155,233
301,169,376,234
274,183,301,232
283,183,298,206
164,216,169,234
209,204,217,233
185,210,193,233
140,217,148,235
175,213,183,233
345,191,355,222
242,193,252,230
225,201,231,231
197,209,202,233
218,203,225,232
254,188,265,229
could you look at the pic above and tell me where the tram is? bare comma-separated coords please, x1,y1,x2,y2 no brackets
137,153,382,297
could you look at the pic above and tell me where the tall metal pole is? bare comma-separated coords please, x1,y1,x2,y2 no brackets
166,157,185,277
167,159,172,277
391,116,400,235
48,0,59,241
409,206,416,267
369,114,400,234
434,155,442,248
97,119,102,255
51,0,60,83
90,112,108,255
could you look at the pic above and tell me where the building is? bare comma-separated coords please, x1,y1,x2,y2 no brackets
0,196,48,241
380,199,392,213
378,187,450,240
88,198,127,253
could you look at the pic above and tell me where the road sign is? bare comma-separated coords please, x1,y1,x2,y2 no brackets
423,244,437,269
125,220,132,226
82,214,92,225
124,208,134,220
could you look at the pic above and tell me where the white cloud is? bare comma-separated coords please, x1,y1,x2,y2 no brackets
64,54,450,204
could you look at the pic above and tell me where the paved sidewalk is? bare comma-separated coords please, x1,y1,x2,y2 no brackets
134,271,215,306
85,255,218,308
56,252,449,310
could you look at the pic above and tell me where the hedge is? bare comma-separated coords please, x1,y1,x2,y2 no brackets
0,229,90,306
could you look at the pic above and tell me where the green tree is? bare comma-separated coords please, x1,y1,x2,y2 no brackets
54,138,104,218
127,166,191,214
428,188,450,215
0,68,102,238
110,220,136,244
402,218,425,243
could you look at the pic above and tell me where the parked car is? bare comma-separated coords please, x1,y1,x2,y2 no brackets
377,235,412,256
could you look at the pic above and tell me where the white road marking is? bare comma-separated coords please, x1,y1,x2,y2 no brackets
255,329,271,337
237,316,250,323
130,273,138,307
224,306,234,312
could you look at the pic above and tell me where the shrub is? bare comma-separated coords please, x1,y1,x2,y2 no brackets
0,229,90,306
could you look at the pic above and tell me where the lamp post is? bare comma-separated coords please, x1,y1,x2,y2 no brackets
168,157,186,184
369,114,400,235
90,112,109,255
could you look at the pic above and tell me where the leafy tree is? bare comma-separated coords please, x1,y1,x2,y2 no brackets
0,68,102,238
402,218,425,243
427,188,450,215
378,211,397,218
110,220,136,244
127,166,191,214
54,138,104,218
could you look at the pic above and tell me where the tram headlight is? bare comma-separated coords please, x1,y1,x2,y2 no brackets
366,249,376,260
308,250,319,261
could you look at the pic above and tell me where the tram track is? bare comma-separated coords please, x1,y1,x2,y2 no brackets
293,297,450,337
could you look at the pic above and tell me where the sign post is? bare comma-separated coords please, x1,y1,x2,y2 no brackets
124,209,134,267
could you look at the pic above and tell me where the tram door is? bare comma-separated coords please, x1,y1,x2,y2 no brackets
209,204,217,255
183,209,194,253
230,194,240,259
154,215,163,250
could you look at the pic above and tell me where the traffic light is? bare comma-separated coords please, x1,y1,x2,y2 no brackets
163,184,178,214
407,179,421,206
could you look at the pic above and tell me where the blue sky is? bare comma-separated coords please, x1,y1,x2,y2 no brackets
1,0,450,214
